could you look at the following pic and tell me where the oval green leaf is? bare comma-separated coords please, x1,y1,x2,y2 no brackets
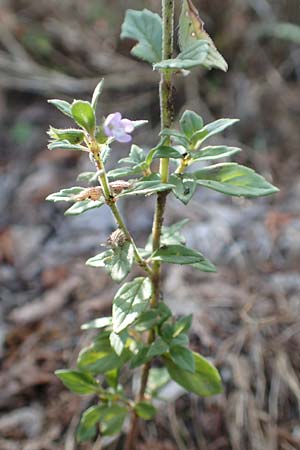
71,100,96,134
164,352,222,397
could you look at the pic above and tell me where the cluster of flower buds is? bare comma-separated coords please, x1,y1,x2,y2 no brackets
74,186,103,201
107,228,127,248
73,181,132,202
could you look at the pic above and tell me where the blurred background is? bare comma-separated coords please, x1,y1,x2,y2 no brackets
0,1,300,449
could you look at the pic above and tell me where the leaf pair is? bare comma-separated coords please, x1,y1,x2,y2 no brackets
86,242,134,283
121,1,228,72
46,187,104,215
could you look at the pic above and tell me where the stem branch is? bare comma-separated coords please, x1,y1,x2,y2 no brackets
125,1,174,448
92,149,152,277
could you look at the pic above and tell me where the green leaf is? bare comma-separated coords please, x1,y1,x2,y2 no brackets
160,129,189,147
110,244,134,283
46,187,84,202
113,277,152,333
48,99,72,118
134,302,172,332
64,199,104,216
173,315,193,337
99,404,127,436
119,180,174,197
135,310,160,332
71,100,96,134
164,352,222,397
76,405,102,443
86,250,113,268
191,118,239,149
134,401,156,420
77,404,127,440
180,110,204,139
147,337,169,358
107,166,142,180
130,345,150,369
204,45,228,72
77,171,98,183
119,144,146,166
152,146,184,159
86,243,134,284
105,368,119,389
161,219,188,245
152,244,216,272
91,78,104,111
170,346,195,373
55,369,98,395
146,367,170,396
109,331,127,356
154,40,209,70
170,174,197,205
81,316,112,330
121,9,162,64
178,0,228,72
192,163,279,198
77,334,130,375
191,145,241,161
171,333,189,347
48,127,85,144
48,140,88,152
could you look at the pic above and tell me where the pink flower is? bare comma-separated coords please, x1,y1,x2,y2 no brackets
104,112,134,143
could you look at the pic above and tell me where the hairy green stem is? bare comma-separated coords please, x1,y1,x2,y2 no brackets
92,149,152,277
125,1,174,449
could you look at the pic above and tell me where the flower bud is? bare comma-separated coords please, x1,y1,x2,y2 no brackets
110,180,132,195
107,229,127,248
74,186,103,201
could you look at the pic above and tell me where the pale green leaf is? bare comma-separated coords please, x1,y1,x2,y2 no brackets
193,163,279,197
48,99,72,118
180,110,204,139
152,146,184,159
152,244,216,272
46,187,84,202
91,79,104,111
48,140,88,152
86,243,134,284
77,334,130,375
121,9,162,64
113,277,152,333
170,174,197,205
48,127,85,144
64,199,104,216
154,40,209,70
191,145,241,161
146,367,170,396
81,316,112,330
118,180,175,197
191,118,239,149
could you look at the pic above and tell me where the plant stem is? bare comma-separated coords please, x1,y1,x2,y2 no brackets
92,149,152,277
125,1,174,449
